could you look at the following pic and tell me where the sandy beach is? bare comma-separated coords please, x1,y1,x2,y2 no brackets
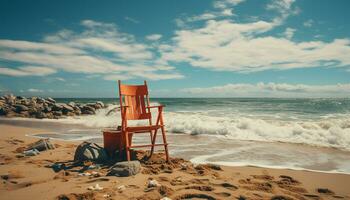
0,124,349,200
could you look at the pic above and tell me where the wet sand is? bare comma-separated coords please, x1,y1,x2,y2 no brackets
0,124,350,200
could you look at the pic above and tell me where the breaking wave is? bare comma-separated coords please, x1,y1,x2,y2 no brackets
45,105,350,151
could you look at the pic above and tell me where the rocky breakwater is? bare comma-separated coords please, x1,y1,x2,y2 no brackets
0,94,106,119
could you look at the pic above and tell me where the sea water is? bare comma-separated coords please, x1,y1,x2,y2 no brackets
2,98,350,173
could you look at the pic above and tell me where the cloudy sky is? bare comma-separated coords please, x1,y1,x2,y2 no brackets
0,0,349,97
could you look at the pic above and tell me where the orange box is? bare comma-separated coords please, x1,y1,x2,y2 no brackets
102,129,133,157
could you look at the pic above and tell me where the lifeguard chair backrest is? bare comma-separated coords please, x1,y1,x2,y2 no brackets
118,80,151,120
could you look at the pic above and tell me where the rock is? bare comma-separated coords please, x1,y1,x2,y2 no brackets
53,111,63,116
14,104,29,112
73,142,108,163
36,97,45,104
107,161,141,177
81,105,95,115
96,101,104,108
74,109,82,115
20,99,29,106
65,112,74,116
5,94,16,105
43,105,51,113
46,97,56,104
87,183,103,191
23,149,40,156
27,139,55,151
18,111,30,118
61,104,74,114
16,96,26,100
52,103,63,111
68,102,76,107
35,112,47,119
148,179,161,187
0,106,10,115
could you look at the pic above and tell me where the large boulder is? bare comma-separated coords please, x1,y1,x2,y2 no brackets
14,104,29,113
74,142,108,163
46,97,56,104
61,104,74,114
81,105,95,115
5,94,16,105
96,101,104,108
52,103,63,111
107,161,141,177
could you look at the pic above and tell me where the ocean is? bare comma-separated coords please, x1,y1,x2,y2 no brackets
2,98,350,173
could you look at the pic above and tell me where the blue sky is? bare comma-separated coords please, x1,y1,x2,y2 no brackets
0,0,349,97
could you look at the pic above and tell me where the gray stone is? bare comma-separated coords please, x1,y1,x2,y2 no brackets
16,96,26,100
73,142,108,163
53,111,62,116
107,161,141,177
61,104,74,113
15,104,29,112
68,101,76,107
36,97,45,104
43,105,51,113
35,112,47,119
52,103,63,111
81,105,95,114
46,97,56,103
96,101,104,107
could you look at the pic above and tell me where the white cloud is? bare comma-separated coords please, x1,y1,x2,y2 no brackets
213,0,245,9
27,88,44,93
0,66,56,76
0,20,182,80
181,82,350,97
158,0,350,73
303,19,314,27
124,16,139,24
146,34,162,41
284,27,296,39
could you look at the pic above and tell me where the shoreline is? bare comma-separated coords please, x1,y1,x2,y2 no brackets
0,124,350,199
3,117,350,175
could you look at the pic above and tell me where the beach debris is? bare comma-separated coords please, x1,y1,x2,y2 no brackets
91,171,101,177
103,194,111,198
88,164,101,170
27,139,55,152
78,172,92,177
317,188,335,195
206,163,222,171
51,163,66,172
107,160,141,177
74,142,108,163
147,179,161,188
77,171,101,177
160,197,172,200
117,185,126,192
0,94,106,119
87,183,103,191
23,149,40,156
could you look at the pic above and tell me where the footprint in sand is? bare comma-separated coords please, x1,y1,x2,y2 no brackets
174,193,216,200
270,195,294,200
178,185,215,192
215,192,231,197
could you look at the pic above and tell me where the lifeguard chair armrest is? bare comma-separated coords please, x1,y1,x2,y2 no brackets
147,105,165,109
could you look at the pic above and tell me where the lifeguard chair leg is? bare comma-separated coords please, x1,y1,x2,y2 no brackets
124,131,131,161
160,126,169,162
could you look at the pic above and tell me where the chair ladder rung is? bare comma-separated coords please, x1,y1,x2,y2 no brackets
129,143,168,148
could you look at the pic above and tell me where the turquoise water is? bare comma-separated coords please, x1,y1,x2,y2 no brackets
56,97,350,120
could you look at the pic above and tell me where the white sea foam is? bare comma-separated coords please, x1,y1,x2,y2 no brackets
8,105,350,151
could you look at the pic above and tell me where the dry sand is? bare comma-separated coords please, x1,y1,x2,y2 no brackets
0,124,349,200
